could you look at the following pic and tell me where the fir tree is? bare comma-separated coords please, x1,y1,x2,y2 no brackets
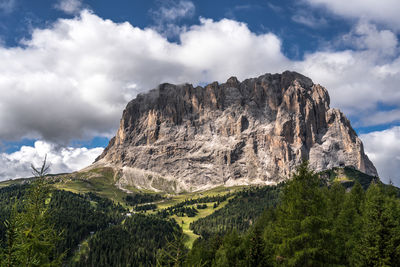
274,160,333,266
156,232,188,267
246,226,265,267
354,183,400,266
213,230,246,267
326,181,345,220
332,182,364,265
3,211,18,267
2,156,64,267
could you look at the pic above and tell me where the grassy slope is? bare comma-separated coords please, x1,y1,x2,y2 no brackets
171,200,231,248
0,166,381,249
319,166,378,190
156,186,242,209
143,186,243,248
53,168,130,204
0,178,30,188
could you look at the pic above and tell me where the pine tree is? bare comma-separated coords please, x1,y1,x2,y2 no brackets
354,183,400,266
246,226,265,267
332,182,364,265
156,232,188,267
273,160,333,266
213,230,246,267
326,181,345,220
3,157,64,267
2,210,18,267
185,235,223,267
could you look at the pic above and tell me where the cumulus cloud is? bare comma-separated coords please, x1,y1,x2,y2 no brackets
150,0,196,37
55,0,82,15
154,0,195,21
0,10,289,143
342,22,399,57
294,21,400,119
0,140,103,181
304,0,400,30
360,127,400,185
1,10,400,180
7,12,399,144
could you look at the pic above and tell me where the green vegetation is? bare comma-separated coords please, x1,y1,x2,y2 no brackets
1,158,64,266
0,178,30,189
0,182,179,266
49,190,126,259
190,185,281,237
319,166,379,189
186,162,400,266
157,194,231,218
124,192,164,205
134,203,157,211
1,162,399,266
53,167,129,204
73,214,182,267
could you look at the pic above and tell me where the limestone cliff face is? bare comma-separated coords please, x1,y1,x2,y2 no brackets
94,71,378,192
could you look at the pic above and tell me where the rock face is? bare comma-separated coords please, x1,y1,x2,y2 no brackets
94,71,378,192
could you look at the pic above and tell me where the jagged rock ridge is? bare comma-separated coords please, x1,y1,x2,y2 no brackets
93,71,378,192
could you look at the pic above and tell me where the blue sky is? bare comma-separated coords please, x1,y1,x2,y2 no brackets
0,0,399,184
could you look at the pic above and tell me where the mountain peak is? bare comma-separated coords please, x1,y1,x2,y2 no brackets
93,71,377,192
226,76,240,85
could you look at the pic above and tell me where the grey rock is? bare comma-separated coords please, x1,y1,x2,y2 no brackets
91,71,378,192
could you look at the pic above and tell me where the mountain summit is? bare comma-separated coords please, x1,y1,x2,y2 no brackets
93,71,377,192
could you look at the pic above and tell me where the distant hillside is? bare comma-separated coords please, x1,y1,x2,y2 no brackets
0,164,393,266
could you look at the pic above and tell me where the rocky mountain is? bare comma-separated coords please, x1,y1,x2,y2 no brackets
92,71,378,192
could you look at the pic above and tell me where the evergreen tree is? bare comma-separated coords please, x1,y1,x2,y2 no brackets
354,183,400,266
2,157,64,267
156,232,188,267
213,230,246,267
185,235,222,267
326,181,345,220
2,210,18,267
332,182,364,265
273,161,332,266
246,226,265,267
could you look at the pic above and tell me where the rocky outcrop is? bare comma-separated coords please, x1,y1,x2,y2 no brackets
93,71,378,192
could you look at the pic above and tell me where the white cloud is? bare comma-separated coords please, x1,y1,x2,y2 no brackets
304,0,400,30
294,21,400,118
1,11,400,181
360,127,400,185
153,0,195,22
55,0,82,15
151,0,195,37
9,12,398,144
0,140,103,181
0,0,15,13
0,10,289,143
177,18,288,81
342,22,398,57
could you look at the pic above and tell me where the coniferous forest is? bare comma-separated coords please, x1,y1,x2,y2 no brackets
1,161,400,266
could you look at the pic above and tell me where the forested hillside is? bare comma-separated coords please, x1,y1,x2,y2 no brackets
190,185,282,237
1,162,399,266
0,179,181,266
186,162,400,266
73,214,182,266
